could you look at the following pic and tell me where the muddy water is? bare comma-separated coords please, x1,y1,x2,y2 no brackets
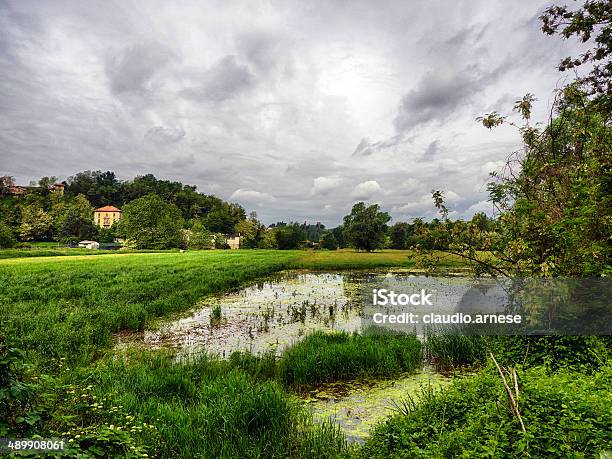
303,369,450,444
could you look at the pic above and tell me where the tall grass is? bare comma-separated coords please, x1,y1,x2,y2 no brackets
424,330,488,371
278,331,422,389
90,352,347,458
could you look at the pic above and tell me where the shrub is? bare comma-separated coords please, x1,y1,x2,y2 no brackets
0,222,15,248
363,364,612,458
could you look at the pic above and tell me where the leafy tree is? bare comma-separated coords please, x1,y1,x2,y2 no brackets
389,222,413,249
343,202,391,252
188,221,213,249
18,203,53,241
119,195,184,249
213,233,229,249
66,171,122,207
203,203,246,233
319,231,338,250
97,226,117,244
259,230,278,249
274,224,306,249
331,225,348,248
234,219,259,248
0,221,15,248
54,194,97,242
541,0,612,96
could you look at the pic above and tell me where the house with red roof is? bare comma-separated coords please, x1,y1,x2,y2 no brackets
94,205,121,228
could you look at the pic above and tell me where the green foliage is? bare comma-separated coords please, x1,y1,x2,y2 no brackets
18,203,53,241
277,331,422,389
273,223,306,249
343,202,391,252
389,222,413,249
188,221,213,249
57,194,98,242
259,230,278,249
425,333,488,371
363,364,612,458
0,221,15,248
319,231,338,250
234,219,259,247
541,0,612,95
488,335,611,373
119,195,185,249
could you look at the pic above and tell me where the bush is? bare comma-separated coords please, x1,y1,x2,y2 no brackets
0,222,15,248
320,232,339,250
363,364,612,458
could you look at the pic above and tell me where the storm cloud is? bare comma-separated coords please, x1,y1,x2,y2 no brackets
0,0,581,225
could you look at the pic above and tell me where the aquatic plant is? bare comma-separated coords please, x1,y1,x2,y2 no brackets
278,331,422,389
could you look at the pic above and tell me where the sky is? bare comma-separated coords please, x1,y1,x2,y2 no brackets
0,0,583,225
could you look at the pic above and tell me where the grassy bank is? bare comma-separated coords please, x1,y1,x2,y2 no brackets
289,249,467,270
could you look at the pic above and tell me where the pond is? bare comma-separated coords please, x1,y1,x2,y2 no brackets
143,271,365,359
141,269,492,359
131,269,486,443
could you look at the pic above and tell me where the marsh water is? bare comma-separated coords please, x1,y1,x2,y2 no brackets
143,269,499,359
139,269,488,443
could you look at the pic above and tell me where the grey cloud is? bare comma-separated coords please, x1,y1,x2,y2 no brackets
0,0,584,226
106,42,175,95
182,55,254,102
423,140,441,157
145,126,186,144
394,63,505,132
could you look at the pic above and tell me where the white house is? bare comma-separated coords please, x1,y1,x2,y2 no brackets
78,240,100,250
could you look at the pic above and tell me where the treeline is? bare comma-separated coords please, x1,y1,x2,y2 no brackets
0,171,248,248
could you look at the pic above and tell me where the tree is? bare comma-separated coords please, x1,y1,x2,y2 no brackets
274,224,306,249
343,202,391,252
259,230,278,249
119,195,184,249
203,203,246,233
55,194,97,242
541,0,612,96
18,203,53,241
188,221,213,249
331,225,348,248
389,222,413,249
0,221,15,248
320,231,338,250
234,219,258,248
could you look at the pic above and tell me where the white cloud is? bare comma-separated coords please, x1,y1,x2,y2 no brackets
311,176,342,196
351,180,382,200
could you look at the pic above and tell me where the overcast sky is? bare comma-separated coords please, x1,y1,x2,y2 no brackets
0,0,582,225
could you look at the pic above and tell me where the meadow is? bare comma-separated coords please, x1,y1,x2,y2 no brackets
1,249,610,457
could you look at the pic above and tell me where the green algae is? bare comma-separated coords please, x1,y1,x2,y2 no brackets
303,370,451,444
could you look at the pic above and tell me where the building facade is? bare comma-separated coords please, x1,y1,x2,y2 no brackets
94,205,121,228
